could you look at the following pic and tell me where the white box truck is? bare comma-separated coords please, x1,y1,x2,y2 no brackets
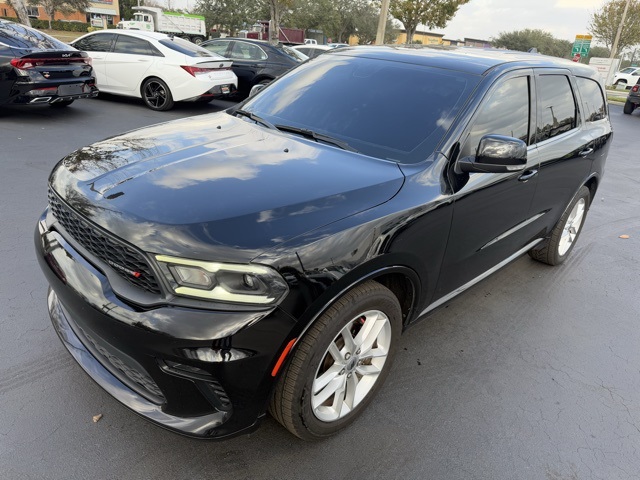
117,7,207,44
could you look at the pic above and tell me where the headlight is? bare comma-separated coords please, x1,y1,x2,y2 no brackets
155,255,288,305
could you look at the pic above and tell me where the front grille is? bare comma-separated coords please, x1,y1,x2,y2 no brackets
80,326,166,403
48,188,162,295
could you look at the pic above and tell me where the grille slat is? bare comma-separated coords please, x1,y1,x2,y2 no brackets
48,188,162,295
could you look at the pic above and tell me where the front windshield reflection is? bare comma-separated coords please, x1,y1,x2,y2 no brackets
245,52,478,164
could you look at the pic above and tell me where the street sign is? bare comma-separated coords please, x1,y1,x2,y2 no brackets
572,34,592,60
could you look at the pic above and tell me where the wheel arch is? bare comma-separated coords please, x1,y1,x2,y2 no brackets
584,174,599,207
269,264,421,385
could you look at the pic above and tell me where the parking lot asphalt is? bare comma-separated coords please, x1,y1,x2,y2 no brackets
1,97,639,480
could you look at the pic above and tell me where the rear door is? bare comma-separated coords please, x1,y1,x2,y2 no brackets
227,41,269,90
103,35,160,94
72,32,115,88
527,69,595,237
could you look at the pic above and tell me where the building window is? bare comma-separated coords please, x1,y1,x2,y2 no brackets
27,6,39,17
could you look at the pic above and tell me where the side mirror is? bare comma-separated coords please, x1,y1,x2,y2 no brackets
458,135,527,174
249,83,267,97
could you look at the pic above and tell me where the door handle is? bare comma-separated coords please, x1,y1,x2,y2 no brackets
579,147,594,157
518,169,538,182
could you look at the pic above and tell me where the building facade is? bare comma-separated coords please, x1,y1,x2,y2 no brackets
1,0,120,27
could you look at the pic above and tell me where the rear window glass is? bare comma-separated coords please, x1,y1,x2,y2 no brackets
244,54,477,164
0,21,72,51
158,37,216,57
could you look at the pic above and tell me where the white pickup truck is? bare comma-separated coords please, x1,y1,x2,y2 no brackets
117,7,207,44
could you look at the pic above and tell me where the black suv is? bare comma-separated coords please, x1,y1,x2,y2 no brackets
623,78,640,114
200,37,306,96
36,46,611,440
0,19,97,107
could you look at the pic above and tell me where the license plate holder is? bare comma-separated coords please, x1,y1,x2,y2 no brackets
58,84,83,96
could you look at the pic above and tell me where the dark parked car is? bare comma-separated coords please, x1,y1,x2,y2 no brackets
200,37,306,96
0,19,97,107
623,78,640,114
36,46,611,441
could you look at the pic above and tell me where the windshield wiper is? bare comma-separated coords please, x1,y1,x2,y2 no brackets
234,109,277,130
275,125,359,153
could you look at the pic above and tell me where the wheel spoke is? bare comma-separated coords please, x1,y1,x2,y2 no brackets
340,327,356,353
327,342,343,362
355,364,381,376
356,314,386,355
360,347,387,360
342,374,359,411
313,364,342,394
312,375,344,409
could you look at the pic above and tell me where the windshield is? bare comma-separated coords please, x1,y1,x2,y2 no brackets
242,53,477,164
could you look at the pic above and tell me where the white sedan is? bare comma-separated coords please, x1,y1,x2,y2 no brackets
72,30,238,110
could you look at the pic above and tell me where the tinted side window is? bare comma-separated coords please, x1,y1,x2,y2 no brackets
536,75,577,142
461,76,530,158
74,33,114,53
113,35,159,56
576,77,606,122
230,42,267,61
202,41,229,56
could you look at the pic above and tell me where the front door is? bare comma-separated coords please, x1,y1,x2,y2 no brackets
434,69,541,301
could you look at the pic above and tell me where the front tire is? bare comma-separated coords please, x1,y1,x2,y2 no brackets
269,281,402,440
623,100,636,114
529,185,590,266
141,78,174,111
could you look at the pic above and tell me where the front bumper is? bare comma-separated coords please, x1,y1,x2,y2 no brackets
48,288,231,436
36,211,297,439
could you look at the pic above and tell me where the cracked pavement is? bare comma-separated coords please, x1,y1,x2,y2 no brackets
0,98,639,480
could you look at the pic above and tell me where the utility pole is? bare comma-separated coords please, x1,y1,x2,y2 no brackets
376,0,390,45
610,0,632,59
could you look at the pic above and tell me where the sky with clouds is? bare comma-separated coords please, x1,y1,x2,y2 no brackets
436,0,605,43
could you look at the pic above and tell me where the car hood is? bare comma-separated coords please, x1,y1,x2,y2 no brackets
49,112,405,262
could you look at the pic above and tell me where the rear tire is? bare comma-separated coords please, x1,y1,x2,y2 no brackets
141,78,174,111
192,36,204,45
529,186,590,266
269,281,401,440
623,100,636,114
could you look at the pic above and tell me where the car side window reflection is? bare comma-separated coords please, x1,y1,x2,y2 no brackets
230,42,267,61
203,41,229,56
536,75,577,142
74,33,114,52
576,77,606,123
113,35,160,56
461,76,530,158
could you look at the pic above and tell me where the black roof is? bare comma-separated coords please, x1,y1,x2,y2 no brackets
331,45,598,78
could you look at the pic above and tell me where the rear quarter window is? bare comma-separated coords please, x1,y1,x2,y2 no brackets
576,77,607,122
